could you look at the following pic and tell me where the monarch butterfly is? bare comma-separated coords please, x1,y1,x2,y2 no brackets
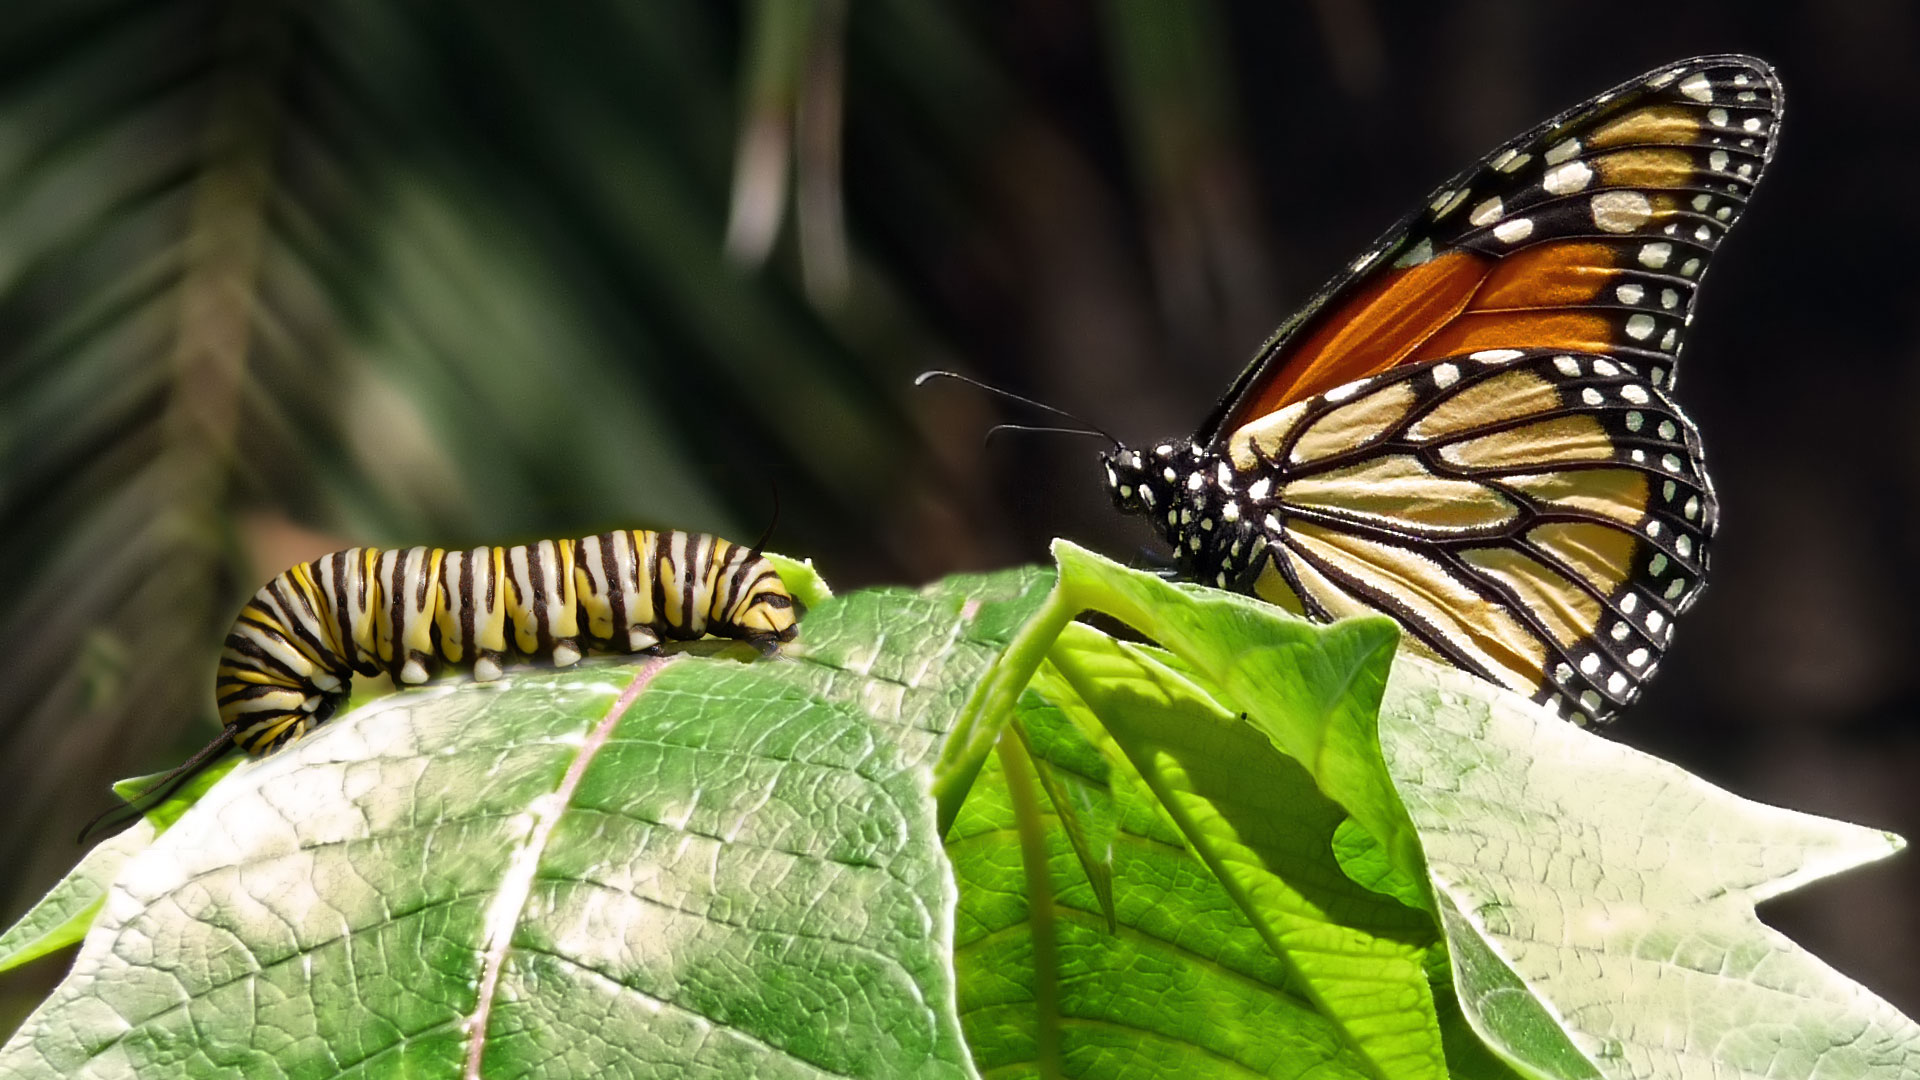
1096,55,1781,725
82,529,797,839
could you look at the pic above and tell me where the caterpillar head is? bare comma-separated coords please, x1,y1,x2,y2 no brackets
719,552,800,648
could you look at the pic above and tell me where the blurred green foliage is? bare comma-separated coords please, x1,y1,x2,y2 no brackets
0,0,1021,926
0,0,1286,926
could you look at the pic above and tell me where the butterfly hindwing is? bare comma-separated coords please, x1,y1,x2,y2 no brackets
1216,348,1714,723
1202,55,1781,444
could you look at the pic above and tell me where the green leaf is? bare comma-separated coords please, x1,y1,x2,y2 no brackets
763,551,834,609
1041,623,1447,1080
108,755,245,834
0,568,1055,1078
1010,709,1118,931
936,542,1429,907
946,548,1917,1079
0,755,250,974
948,692,1378,1078
0,824,154,976
1383,656,1920,1079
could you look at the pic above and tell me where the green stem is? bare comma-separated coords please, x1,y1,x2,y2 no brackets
930,579,1079,834
997,733,1063,1080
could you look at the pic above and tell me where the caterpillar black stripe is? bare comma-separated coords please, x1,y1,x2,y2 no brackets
83,529,797,839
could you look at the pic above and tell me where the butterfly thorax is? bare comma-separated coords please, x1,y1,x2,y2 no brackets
1102,440,1268,590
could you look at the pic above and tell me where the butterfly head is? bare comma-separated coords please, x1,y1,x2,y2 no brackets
1101,438,1222,537
1102,441,1177,519
1105,437,1268,588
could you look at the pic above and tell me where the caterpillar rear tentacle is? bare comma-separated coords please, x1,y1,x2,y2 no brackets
80,529,798,842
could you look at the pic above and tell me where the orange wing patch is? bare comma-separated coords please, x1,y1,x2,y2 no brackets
1204,58,1778,446
1218,241,1629,434
1220,252,1489,433
1471,242,1618,308
1586,105,1698,149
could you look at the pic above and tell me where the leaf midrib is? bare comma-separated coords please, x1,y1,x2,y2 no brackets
460,654,673,1079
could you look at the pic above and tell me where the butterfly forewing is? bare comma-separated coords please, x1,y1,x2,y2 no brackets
1201,55,1781,445
1102,56,1775,725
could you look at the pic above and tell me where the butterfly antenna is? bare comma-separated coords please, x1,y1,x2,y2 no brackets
915,370,1119,446
76,728,237,844
984,423,1115,448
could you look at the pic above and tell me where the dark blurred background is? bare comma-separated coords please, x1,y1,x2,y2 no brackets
1,0,1914,1035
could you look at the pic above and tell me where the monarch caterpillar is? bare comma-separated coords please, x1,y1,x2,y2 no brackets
82,529,798,840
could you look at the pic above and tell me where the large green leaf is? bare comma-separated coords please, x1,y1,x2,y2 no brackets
949,696,1380,1078
1383,657,1916,1079
1042,626,1449,1080
943,544,1916,1080
0,565,1054,1078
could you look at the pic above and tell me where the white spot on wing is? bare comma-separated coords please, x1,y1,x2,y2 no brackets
1493,217,1534,243
1542,160,1593,195
1394,237,1437,268
1433,188,1471,219
1545,138,1581,165
1592,190,1653,233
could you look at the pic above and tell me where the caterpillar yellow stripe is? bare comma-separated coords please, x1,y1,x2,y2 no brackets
214,529,797,756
